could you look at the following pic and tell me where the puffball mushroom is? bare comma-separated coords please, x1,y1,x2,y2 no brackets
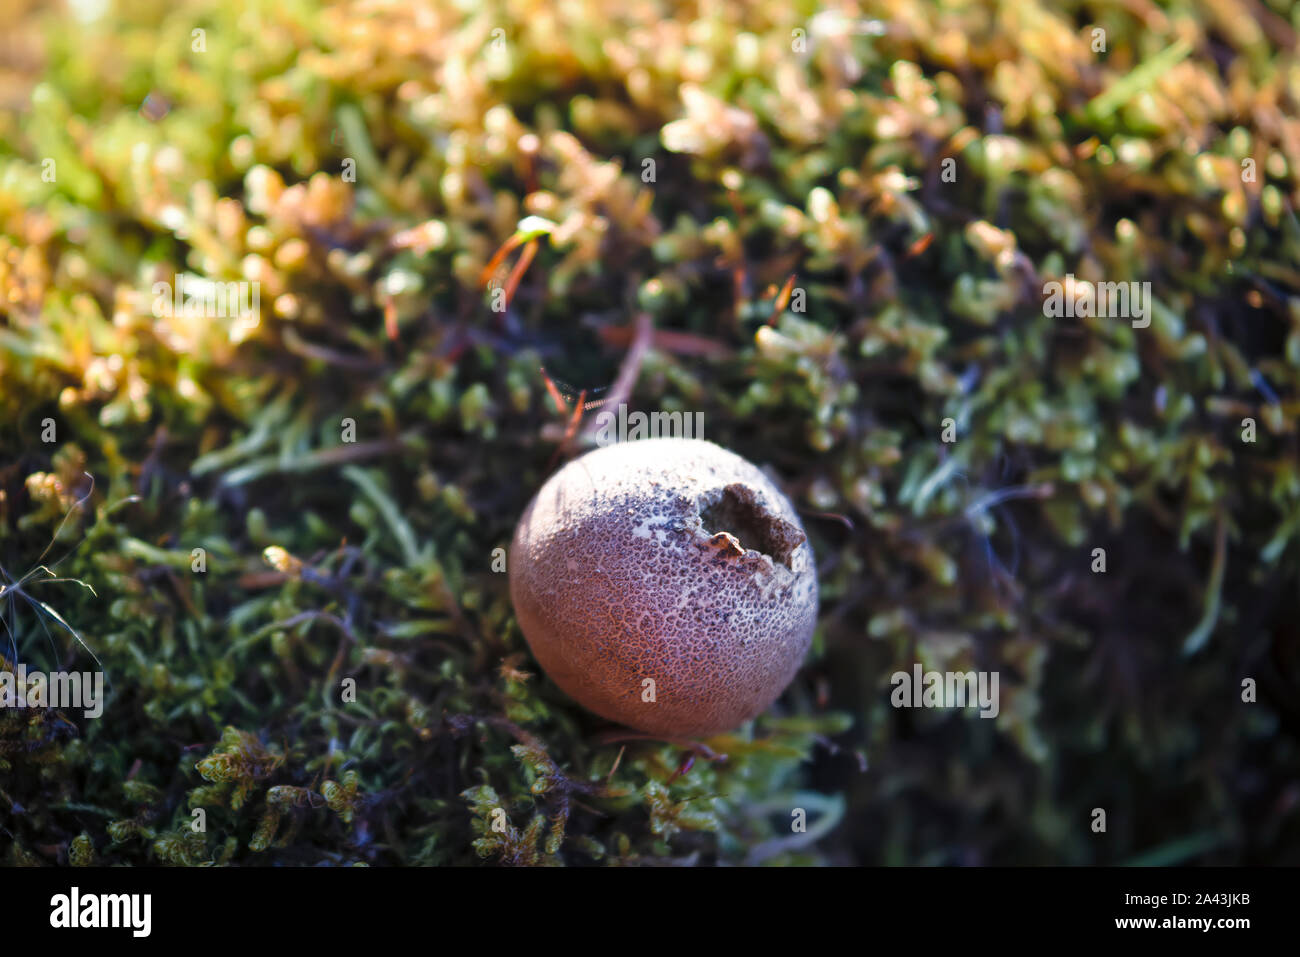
509,437,818,737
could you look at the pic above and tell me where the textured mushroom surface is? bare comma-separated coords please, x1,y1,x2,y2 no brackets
509,438,818,737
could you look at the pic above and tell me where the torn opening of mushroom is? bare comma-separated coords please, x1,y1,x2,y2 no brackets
698,483,805,568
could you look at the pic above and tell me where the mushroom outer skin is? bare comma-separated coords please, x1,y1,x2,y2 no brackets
509,437,818,737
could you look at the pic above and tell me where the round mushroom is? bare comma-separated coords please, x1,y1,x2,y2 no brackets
509,437,818,737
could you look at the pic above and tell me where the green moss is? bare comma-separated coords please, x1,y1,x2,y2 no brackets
0,0,1298,865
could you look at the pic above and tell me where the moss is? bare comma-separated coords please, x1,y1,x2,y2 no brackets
0,0,1297,865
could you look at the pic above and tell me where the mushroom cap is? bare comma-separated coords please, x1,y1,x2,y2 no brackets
509,437,818,737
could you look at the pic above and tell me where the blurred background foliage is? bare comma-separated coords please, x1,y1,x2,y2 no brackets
1,0,1298,865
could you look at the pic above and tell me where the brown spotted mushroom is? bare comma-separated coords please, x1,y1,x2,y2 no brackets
509,437,818,737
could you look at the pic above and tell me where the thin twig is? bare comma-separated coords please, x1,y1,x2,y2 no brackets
579,311,654,440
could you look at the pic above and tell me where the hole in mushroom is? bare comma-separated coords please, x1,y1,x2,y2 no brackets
699,483,804,569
